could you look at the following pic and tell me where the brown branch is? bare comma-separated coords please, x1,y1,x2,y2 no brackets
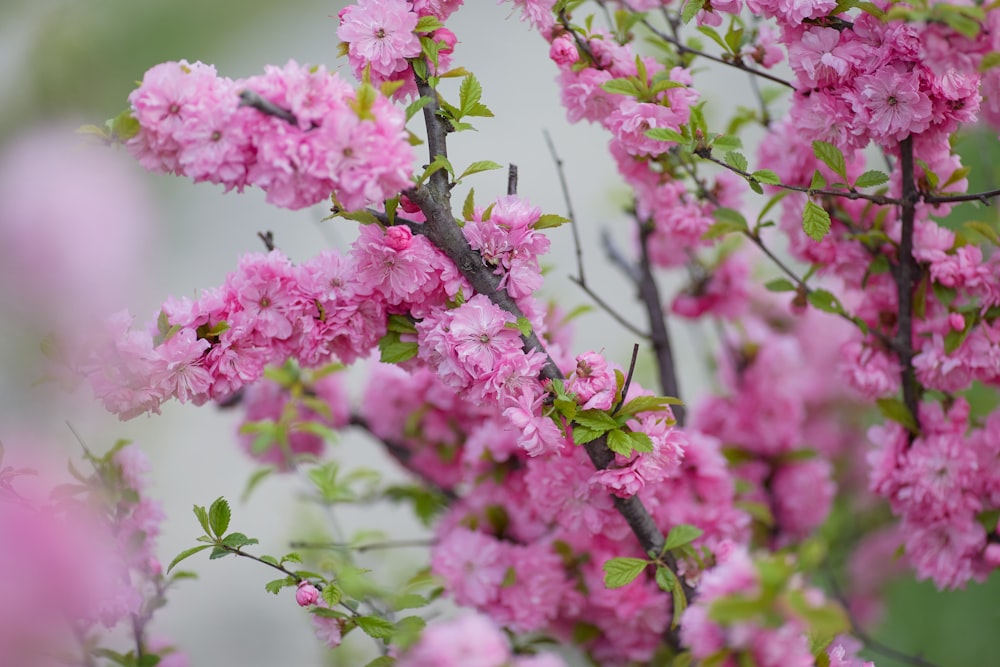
895,137,922,434
507,164,519,196
636,218,685,425
544,129,586,284
922,187,1000,205
406,70,691,613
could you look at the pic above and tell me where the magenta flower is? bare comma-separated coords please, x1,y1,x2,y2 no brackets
337,0,421,79
295,581,320,607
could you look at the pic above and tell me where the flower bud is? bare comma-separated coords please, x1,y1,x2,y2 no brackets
296,581,320,607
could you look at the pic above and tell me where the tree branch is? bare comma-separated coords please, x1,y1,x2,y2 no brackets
895,137,922,433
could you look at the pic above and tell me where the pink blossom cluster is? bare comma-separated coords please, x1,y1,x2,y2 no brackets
868,398,1000,589
397,612,567,667
337,0,460,99
680,545,873,667
81,226,464,418
692,283,866,546
126,59,413,210
0,441,186,667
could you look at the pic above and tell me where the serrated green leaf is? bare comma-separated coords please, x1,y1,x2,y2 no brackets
405,95,433,122
167,545,212,574
265,577,294,595
414,15,443,33
572,426,603,445
603,557,649,588
615,395,682,418
812,141,847,181
378,332,419,364
458,160,502,181
574,409,619,432
854,170,889,188
208,497,231,538
713,207,749,230
323,584,344,607
357,615,396,639
725,151,748,172
802,200,831,242
751,169,781,185
221,532,258,549
208,546,231,560
627,430,654,453
682,0,706,23
606,429,634,456
876,397,919,434
809,170,827,190
663,524,704,552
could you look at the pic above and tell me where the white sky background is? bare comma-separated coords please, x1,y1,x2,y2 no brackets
0,2,765,664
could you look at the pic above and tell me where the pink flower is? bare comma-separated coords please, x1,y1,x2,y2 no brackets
398,613,511,667
295,581,320,607
337,0,422,80
567,351,616,410
851,69,933,143
549,35,578,66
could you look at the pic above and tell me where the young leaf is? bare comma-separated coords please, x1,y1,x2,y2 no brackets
534,213,571,230
574,410,619,433
724,151,748,173
854,170,889,188
192,504,211,536
876,397,919,434
646,127,685,143
655,565,676,592
681,0,706,24
751,169,781,185
802,200,831,241
603,557,649,588
812,141,847,181
208,497,231,538
356,615,396,639
167,545,212,574
663,524,705,552
806,288,844,314
458,160,502,181
764,278,796,292
606,429,634,456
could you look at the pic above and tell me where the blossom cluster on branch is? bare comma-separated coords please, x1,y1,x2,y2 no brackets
29,0,1000,665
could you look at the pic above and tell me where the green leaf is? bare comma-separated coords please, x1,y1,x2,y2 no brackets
615,394,683,418
713,207,749,230
458,160,502,181
265,577,294,595
655,565,676,592
356,615,396,639
221,532,258,549
626,431,654,453
709,594,768,623
735,500,775,526
646,127,685,143
802,200,831,242
414,15,443,33
242,466,275,503
806,289,843,314
601,78,642,97
534,213,571,230
696,25,729,52
809,169,827,191
458,74,490,118
405,95,433,122
574,409,619,432
323,584,344,607
208,497,231,538
711,134,743,153
877,397,919,434
572,621,602,644
572,426,603,445
963,220,1000,246
166,545,212,574
110,109,141,142
812,141,847,181
681,0,705,23
606,429,634,456
764,278,796,293
378,331,419,364
514,316,533,337
724,151,748,172
854,170,889,188
390,615,427,651
208,546,232,560
602,556,649,588
663,524,704,552
751,169,781,185
417,154,454,185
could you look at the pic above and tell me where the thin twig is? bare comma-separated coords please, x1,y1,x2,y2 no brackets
922,187,1000,205
238,90,299,126
568,275,650,339
507,164,518,196
543,129,586,284
825,564,943,667
611,0,796,90
612,343,641,414
257,231,275,251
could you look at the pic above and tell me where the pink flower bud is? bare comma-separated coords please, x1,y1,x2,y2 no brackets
948,312,965,331
549,35,578,67
432,28,457,56
385,225,413,251
296,581,320,607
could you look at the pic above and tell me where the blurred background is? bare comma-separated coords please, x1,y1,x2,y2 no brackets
0,1,996,665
